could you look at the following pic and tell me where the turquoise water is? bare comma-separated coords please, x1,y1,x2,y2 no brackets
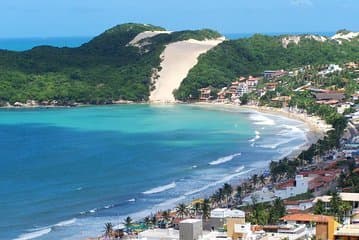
0,105,309,239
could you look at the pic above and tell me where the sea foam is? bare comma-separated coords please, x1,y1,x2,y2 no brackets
209,153,241,165
143,182,176,195
14,228,52,240
249,114,275,126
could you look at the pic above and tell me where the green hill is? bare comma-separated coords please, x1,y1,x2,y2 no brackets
0,23,221,105
174,34,359,100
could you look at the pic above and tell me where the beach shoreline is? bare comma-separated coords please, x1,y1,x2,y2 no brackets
191,102,331,160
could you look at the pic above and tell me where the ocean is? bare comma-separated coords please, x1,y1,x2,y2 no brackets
0,32,336,51
0,104,310,240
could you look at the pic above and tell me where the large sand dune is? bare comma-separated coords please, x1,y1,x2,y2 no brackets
149,38,224,103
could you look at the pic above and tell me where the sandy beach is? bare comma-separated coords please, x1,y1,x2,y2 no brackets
149,38,224,103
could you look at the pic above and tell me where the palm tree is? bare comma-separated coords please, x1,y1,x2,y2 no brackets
162,210,171,222
193,202,201,216
259,174,266,186
201,198,211,220
151,215,157,226
223,183,233,207
104,222,113,239
123,216,133,230
144,216,152,227
176,203,188,219
252,174,258,187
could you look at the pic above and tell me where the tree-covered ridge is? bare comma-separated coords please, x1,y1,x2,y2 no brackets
0,24,221,105
174,34,359,100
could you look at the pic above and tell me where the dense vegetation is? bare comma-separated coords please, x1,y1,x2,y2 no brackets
175,35,359,100
0,23,220,105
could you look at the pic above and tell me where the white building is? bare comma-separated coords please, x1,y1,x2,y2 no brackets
210,208,245,218
243,175,311,205
242,187,276,205
274,175,311,199
179,219,203,240
318,64,343,76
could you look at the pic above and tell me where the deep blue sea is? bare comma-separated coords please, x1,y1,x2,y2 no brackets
0,105,309,239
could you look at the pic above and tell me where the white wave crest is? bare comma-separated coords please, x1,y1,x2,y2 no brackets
249,130,261,142
128,198,136,202
14,228,51,240
209,153,241,165
260,137,298,149
184,169,253,196
143,182,176,195
235,166,245,173
54,218,77,227
250,114,275,126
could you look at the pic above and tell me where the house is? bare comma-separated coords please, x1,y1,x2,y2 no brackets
284,199,314,214
263,70,288,80
314,92,345,105
271,96,291,107
246,76,260,90
261,224,308,240
199,87,212,101
242,187,276,205
281,214,339,240
238,83,249,97
266,83,277,91
318,64,343,76
313,192,359,224
204,208,245,231
334,224,359,240
227,222,257,240
274,175,311,200
217,87,228,102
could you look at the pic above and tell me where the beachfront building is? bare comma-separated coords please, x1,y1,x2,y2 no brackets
242,187,276,205
227,223,257,240
199,87,212,101
265,83,277,91
246,76,260,90
334,224,359,240
217,87,228,102
274,175,311,200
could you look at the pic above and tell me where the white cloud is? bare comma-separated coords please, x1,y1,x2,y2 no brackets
291,0,313,7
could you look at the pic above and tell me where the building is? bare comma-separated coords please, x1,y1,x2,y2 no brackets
263,70,288,80
242,187,276,205
313,192,359,224
334,224,359,240
284,199,314,214
179,219,203,240
204,208,245,231
227,223,256,240
261,224,308,240
139,228,179,240
318,64,343,76
246,76,260,90
199,87,212,101
217,87,228,102
274,175,311,200
265,83,277,91
281,214,339,240
314,92,346,105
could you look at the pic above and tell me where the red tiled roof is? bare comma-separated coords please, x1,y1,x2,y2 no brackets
281,214,334,223
276,179,295,190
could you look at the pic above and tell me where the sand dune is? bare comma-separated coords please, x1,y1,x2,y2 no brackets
149,38,224,103
128,30,171,46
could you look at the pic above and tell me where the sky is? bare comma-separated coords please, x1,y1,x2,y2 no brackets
1,0,358,37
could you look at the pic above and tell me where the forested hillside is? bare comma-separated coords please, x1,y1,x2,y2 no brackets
174,34,359,100
0,23,220,105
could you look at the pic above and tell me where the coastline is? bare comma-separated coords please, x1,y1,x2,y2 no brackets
191,102,332,160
